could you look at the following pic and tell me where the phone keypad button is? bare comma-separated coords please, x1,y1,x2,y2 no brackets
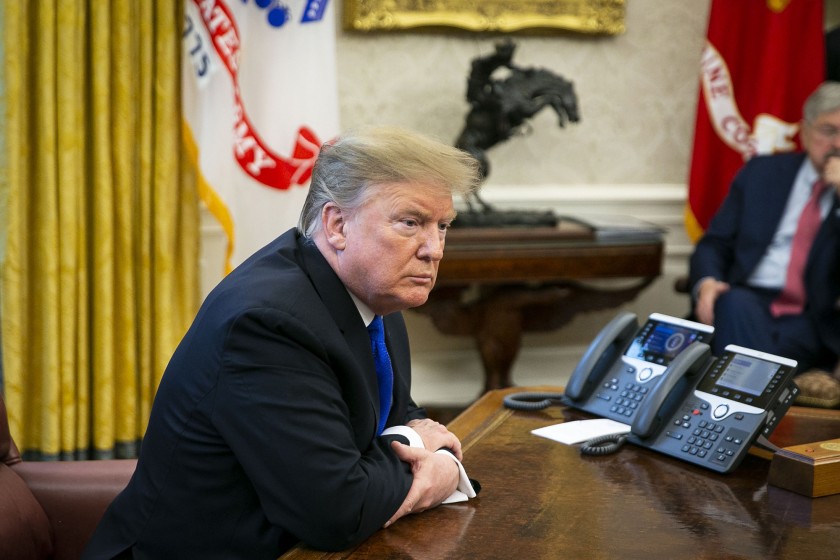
605,383,650,419
684,445,708,458
604,378,620,391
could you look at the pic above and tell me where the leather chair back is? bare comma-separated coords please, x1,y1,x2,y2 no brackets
0,393,55,560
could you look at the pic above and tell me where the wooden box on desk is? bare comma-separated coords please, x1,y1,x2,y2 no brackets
768,438,840,497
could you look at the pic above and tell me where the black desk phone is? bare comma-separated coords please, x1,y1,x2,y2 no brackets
628,343,799,473
505,311,800,473
563,312,715,425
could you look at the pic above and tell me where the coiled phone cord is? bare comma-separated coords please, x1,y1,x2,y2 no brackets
503,392,628,456
502,392,566,411
579,432,629,456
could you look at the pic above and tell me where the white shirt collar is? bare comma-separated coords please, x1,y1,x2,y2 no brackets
347,290,376,327
801,158,819,187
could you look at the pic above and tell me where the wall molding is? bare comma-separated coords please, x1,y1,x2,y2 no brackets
475,183,688,204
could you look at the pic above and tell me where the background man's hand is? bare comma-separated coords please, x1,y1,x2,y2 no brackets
406,418,463,460
695,278,730,326
384,442,460,528
824,153,840,195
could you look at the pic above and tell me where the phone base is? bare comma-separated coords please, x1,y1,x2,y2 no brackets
768,438,840,497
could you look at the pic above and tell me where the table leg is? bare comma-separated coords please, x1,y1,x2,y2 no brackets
474,303,523,392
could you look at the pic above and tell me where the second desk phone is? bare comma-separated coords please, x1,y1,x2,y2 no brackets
627,343,799,473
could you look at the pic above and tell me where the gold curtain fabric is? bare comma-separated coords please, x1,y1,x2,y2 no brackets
2,0,199,459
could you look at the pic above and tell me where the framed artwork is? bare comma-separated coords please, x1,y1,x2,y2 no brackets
343,0,626,35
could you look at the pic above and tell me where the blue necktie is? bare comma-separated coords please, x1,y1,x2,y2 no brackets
367,316,393,435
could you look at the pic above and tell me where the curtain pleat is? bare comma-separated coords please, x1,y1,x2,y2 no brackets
0,0,6,391
2,0,199,460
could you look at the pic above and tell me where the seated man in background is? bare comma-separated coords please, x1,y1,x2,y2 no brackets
83,126,481,559
689,81,840,377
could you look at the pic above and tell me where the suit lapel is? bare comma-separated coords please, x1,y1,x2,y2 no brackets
297,236,381,426
739,154,804,279
806,194,840,282
757,154,803,240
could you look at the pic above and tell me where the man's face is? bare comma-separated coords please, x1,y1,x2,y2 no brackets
802,107,840,175
331,182,457,316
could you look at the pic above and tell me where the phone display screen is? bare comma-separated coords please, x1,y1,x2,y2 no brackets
625,321,701,365
716,355,780,397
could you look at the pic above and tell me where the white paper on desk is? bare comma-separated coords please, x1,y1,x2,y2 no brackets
532,419,631,445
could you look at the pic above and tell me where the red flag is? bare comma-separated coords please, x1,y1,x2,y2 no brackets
685,0,824,242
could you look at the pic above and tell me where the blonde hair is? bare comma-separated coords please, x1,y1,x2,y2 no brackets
298,126,481,237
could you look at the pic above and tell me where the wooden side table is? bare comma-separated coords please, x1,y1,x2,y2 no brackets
414,222,664,391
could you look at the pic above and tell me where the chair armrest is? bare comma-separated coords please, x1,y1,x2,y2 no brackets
13,459,136,560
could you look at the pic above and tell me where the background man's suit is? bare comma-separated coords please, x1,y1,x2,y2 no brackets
84,229,425,559
689,151,840,370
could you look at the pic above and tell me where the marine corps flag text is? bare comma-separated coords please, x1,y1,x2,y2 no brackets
685,0,824,241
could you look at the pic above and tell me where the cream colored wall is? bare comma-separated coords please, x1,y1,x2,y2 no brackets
337,0,711,187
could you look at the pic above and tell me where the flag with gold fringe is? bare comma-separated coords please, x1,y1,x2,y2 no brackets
685,0,824,242
182,0,339,271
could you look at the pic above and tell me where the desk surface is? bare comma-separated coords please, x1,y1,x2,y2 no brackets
282,387,840,560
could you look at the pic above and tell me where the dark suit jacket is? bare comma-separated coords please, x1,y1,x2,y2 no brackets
83,229,426,559
689,152,840,359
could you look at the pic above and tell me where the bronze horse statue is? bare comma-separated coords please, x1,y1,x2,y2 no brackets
455,41,580,218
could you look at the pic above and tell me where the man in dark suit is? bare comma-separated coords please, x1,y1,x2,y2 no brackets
83,126,481,559
689,82,840,373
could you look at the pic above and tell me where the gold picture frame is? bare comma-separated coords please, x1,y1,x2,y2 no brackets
343,0,626,35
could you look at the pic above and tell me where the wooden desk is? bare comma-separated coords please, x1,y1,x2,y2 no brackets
414,223,664,391
282,387,840,560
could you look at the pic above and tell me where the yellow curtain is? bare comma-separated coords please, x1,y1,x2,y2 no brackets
2,0,199,459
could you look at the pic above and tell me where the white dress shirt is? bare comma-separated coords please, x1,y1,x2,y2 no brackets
747,158,834,289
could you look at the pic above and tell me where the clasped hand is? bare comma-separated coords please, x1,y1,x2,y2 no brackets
384,419,463,528
695,278,730,326
406,418,462,460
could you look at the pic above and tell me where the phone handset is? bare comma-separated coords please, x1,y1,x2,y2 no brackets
630,342,712,439
564,312,638,401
